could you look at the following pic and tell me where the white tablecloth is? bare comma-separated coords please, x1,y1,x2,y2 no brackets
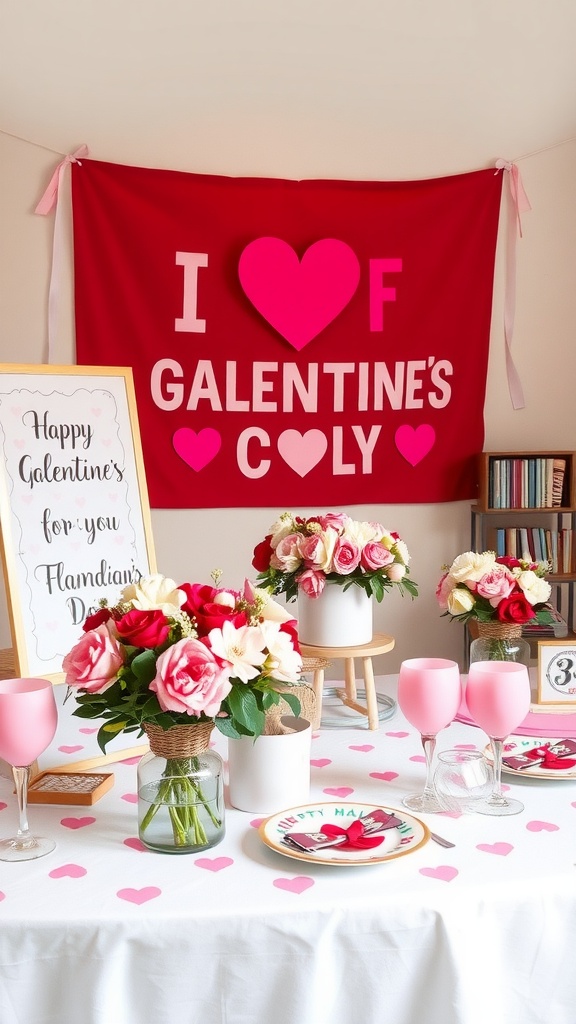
0,677,575,1024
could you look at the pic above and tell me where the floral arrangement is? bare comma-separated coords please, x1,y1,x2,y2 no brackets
63,573,303,751
436,551,553,626
252,511,418,603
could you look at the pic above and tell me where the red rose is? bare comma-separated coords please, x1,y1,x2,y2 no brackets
279,618,301,655
83,607,113,632
496,555,522,570
115,608,170,648
495,592,534,625
179,583,247,635
252,535,274,572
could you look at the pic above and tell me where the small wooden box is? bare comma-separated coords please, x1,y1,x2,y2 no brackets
27,771,115,805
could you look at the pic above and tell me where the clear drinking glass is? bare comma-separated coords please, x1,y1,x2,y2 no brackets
397,658,462,813
433,749,493,814
465,660,531,816
0,678,58,861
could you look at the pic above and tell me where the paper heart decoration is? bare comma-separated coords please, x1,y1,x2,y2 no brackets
419,865,458,882
173,427,221,471
123,837,148,852
277,429,328,477
385,731,409,738
58,745,84,754
194,857,234,872
60,816,96,830
395,424,435,466
323,787,354,798
121,793,138,804
476,843,513,856
273,876,315,894
310,759,332,768
49,863,87,878
79,728,98,735
369,771,399,782
349,744,374,752
526,820,559,832
249,818,265,828
410,755,426,763
117,886,161,905
238,237,360,350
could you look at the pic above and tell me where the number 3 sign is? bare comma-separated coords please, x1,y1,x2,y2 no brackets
537,641,576,706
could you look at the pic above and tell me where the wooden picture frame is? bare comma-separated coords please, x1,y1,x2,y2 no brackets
536,640,576,706
0,364,156,682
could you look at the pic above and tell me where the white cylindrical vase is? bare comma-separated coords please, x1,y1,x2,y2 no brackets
297,583,373,647
227,716,311,814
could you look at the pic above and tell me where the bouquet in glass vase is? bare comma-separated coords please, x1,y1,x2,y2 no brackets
437,551,553,662
62,574,302,851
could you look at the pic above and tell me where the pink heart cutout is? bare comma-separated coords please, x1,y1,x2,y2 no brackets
395,424,436,466
58,745,84,754
273,876,315,894
323,787,354,798
349,744,374,752
121,793,138,804
526,820,559,832
79,727,98,734
477,842,513,856
277,429,328,477
238,237,360,350
310,758,332,769
250,818,265,828
0,802,7,811
60,816,96,830
117,886,161,905
194,857,234,872
173,427,221,471
410,755,426,763
0,892,4,902
123,837,148,852
49,863,87,878
420,865,458,882
369,771,399,782
386,731,409,738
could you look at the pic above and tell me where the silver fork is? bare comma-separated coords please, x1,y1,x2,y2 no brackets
430,832,455,849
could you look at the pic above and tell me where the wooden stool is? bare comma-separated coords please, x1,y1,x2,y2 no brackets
299,633,395,730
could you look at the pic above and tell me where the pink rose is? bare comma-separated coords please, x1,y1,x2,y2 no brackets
332,537,361,575
270,533,303,572
435,571,455,611
476,567,515,607
360,541,394,572
318,512,348,533
150,637,232,717
297,568,326,598
63,624,124,694
115,608,170,648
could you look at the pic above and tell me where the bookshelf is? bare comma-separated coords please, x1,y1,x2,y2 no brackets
470,450,576,660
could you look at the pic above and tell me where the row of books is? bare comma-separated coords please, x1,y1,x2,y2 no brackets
487,456,567,509
491,526,574,574
522,605,569,639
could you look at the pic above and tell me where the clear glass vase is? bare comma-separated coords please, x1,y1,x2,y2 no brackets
138,723,225,854
469,628,530,666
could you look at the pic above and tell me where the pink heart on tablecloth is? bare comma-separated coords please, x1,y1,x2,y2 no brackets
526,820,559,832
49,863,87,878
0,802,7,811
385,731,409,738
58,745,84,754
369,771,399,782
121,793,138,803
238,237,360,350
323,787,354,797
79,728,98,735
250,818,265,828
0,892,5,901
410,755,426,763
123,838,147,852
454,744,477,750
477,842,514,857
420,865,458,882
273,876,315,894
194,857,234,872
117,886,161,905
349,744,374,752
572,802,576,808
60,816,96,830
437,810,462,819
310,759,332,768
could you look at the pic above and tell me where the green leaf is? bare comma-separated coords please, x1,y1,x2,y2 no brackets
130,649,158,685
214,716,243,739
280,691,301,718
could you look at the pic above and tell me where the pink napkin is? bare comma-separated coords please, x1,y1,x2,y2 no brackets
456,693,576,739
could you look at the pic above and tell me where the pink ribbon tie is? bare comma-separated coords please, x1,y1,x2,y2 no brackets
495,158,531,410
35,144,89,215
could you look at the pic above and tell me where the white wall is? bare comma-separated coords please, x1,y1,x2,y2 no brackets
1,2,575,674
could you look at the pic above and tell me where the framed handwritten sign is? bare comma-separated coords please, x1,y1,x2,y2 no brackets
536,640,576,706
0,365,156,682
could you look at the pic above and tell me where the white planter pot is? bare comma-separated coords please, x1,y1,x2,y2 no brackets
228,716,311,814
297,584,373,647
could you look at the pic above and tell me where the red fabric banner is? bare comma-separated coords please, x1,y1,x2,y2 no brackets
71,159,503,509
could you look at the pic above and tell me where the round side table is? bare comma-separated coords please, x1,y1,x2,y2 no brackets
299,633,395,730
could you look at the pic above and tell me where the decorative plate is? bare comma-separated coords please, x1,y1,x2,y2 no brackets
485,736,576,780
258,801,429,866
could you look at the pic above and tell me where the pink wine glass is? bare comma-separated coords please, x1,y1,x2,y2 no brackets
0,678,58,861
397,658,462,813
465,660,531,816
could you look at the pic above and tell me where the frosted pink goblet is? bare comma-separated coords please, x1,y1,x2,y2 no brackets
0,678,58,861
397,658,462,813
465,660,531,816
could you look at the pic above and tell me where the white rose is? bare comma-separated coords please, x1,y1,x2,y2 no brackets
121,574,185,614
269,514,298,549
385,562,406,582
516,571,551,606
342,519,379,547
448,551,495,585
446,587,476,615
392,539,410,565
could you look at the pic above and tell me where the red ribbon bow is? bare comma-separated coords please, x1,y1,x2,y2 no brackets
320,820,385,850
525,745,576,770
